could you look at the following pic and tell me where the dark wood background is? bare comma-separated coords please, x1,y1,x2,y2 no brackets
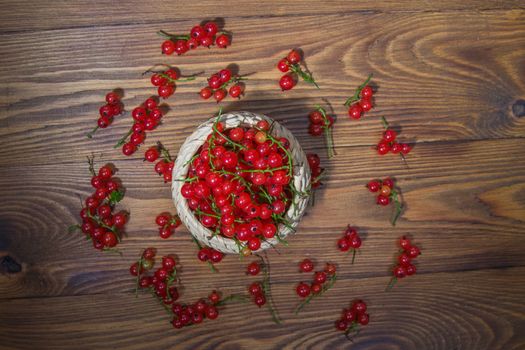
1,1,524,349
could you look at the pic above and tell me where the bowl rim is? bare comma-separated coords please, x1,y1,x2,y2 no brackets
171,111,311,254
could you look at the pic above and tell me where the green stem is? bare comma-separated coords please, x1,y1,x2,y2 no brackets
381,116,389,129
114,128,133,148
351,249,357,265
86,125,99,139
315,105,335,159
157,30,190,41
289,64,319,89
215,293,250,306
344,73,373,106
390,190,402,226
258,254,282,324
294,273,337,314
386,276,397,291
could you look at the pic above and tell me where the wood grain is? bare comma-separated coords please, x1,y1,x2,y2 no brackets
1,1,525,350
0,1,523,33
1,268,524,350
1,11,525,166
1,138,524,300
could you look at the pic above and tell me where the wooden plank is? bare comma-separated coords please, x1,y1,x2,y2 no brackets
0,138,523,299
0,1,523,33
1,11,524,167
1,267,524,350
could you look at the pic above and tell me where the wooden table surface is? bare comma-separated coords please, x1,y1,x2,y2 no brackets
1,1,525,349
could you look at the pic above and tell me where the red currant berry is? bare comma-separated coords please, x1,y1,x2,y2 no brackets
348,103,363,119
219,69,232,83
277,58,289,72
210,250,223,263
361,85,373,98
309,111,324,125
161,40,175,55
407,246,421,258
382,178,394,189
398,253,412,266
229,84,243,98
366,180,381,192
162,256,176,271
406,264,417,276
151,74,167,87
213,89,227,102
102,231,118,247
279,74,295,91
314,271,327,284
391,142,402,154
113,212,127,228
335,319,349,331
287,50,301,64
247,237,261,251
393,265,407,278
253,293,266,307
200,35,213,47
215,34,230,48
399,236,411,250
200,87,212,100
349,234,362,249
360,98,373,112
209,290,221,304
307,153,320,169
97,116,111,128
311,283,322,294
159,227,173,239
122,142,137,155
158,84,174,99
377,141,391,155
299,258,314,273
342,308,356,322
203,22,218,37
383,129,397,143
337,237,350,252
358,313,370,325
296,282,311,298
353,300,367,315
206,305,219,320
105,92,120,105
401,143,412,155
190,25,205,39
376,195,390,206
197,248,210,262
248,282,263,295
246,261,261,276
99,104,112,118
144,147,160,162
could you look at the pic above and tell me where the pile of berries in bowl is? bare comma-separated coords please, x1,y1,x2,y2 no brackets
172,111,311,255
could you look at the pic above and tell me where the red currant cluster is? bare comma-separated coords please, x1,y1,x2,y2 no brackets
337,225,362,264
277,49,318,91
87,91,123,138
295,261,337,314
155,212,182,239
245,257,281,322
199,68,245,103
335,300,370,340
180,116,296,256
196,245,224,267
366,177,403,225
387,236,421,290
144,142,175,183
158,21,230,56
170,290,222,329
116,97,163,156
376,117,412,157
69,160,127,251
344,74,374,120
148,66,195,100
307,153,324,189
308,106,336,158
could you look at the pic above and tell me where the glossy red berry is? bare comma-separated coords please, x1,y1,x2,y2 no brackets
296,282,311,298
383,129,397,142
204,22,218,37
215,34,230,48
377,195,390,206
277,59,289,72
348,103,363,119
299,258,314,273
367,180,381,192
213,89,227,102
246,261,261,276
200,87,212,100
313,271,327,284
248,282,263,296
229,84,243,98
393,265,407,278
377,141,391,155
361,85,373,98
279,74,295,91
335,319,349,331
287,50,301,64
161,40,175,55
